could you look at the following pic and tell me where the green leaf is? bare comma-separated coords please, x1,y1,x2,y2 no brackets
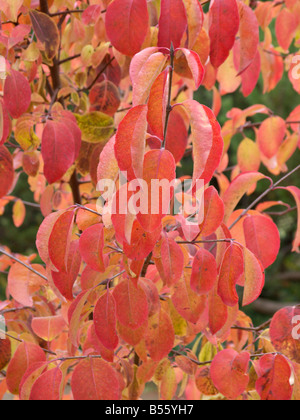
75,112,115,144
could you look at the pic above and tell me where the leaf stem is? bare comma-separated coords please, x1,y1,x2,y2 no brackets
162,43,175,149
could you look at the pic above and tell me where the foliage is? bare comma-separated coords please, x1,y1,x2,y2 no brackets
0,0,300,401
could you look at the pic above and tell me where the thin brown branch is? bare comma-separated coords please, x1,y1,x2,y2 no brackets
162,43,175,149
229,164,300,230
58,54,81,65
0,247,48,282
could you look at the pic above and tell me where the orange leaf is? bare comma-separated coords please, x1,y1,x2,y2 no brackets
243,213,280,268
31,315,66,342
172,274,207,323
48,210,75,272
257,116,286,159
137,149,176,233
182,101,223,187
114,105,147,181
145,309,175,361
79,223,105,272
199,186,224,236
8,263,46,307
191,248,217,295
94,291,119,351
218,243,244,307
113,278,149,330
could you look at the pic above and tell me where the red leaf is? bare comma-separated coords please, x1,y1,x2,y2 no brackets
29,367,63,400
172,274,207,323
3,69,31,119
145,309,175,361
182,101,223,187
0,145,14,199
113,279,149,329
208,286,228,335
237,1,259,75
51,240,81,301
19,362,48,401
255,354,293,401
210,349,250,399
218,243,244,307
147,69,169,140
94,291,119,351
209,0,240,68
123,219,162,261
114,105,147,181
71,358,121,400
79,224,105,272
6,342,46,395
176,48,205,89
89,80,121,116
136,149,176,233
42,118,81,184
269,306,300,364
154,237,184,287
191,248,218,295
48,210,75,272
240,50,261,97
105,0,149,57
158,0,187,50
199,186,224,236
164,109,189,163
243,214,280,269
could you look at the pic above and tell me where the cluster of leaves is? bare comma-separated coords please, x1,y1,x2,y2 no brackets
0,0,300,401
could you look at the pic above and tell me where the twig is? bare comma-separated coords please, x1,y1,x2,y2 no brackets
162,43,175,149
0,247,48,282
229,164,300,230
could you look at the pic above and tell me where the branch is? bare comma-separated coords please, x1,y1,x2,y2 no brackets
229,164,300,230
0,247,48,282
162,43,175,149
